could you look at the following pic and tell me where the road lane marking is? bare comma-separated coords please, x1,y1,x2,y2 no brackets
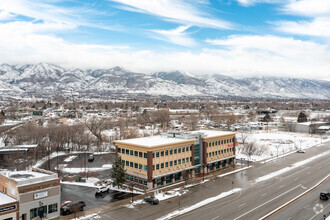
281,166,309,181
260,193,267,197
211,216,220,220
294,178,298,181
234,184,302,220
279,185,284,188
238,203,245,207
310,203,330,220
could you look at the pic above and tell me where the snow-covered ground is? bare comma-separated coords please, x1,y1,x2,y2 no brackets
236,131,324,162
71,213,101,220
32,151,66,168
57,164,112,173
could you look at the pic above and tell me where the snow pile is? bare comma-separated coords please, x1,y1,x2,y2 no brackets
157,188,242,220
58,166,111,174
64,155,77,162
256,150,330,182
61,177,100,188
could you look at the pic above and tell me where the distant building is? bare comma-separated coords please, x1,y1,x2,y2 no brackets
114,130,237,189
0,192,19,220
0,168,60,220
288,122,328,134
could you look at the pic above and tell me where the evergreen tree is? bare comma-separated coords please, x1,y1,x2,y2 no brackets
111,156,126,188
297,112,307,123
262,113,272,122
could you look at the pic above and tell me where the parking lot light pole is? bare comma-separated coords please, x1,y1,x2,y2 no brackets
131,182,134,203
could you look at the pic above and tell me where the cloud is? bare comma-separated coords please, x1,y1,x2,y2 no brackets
282,0,330,17
1,21,329,81
274,17,330,37
108,0,232,29
235,0,284,7
150,26,196,47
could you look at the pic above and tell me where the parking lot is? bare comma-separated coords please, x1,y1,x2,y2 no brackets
61,184,134,211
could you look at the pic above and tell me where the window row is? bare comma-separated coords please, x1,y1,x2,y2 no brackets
122,160,147,171
118,148,148,158
153,146,192,158
126,175,147,186
207,148,233,157
208,138,234,147
30,203,58,219
153,157,192,170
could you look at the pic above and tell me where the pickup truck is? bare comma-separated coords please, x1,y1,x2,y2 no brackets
60,201,86,215
320,192,330,201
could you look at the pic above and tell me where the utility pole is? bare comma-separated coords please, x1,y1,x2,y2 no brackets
131,182,134,203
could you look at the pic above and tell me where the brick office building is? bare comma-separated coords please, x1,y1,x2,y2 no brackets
0,168,60,220
114,130,237,189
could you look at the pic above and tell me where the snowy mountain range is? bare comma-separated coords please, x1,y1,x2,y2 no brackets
0,63,329,99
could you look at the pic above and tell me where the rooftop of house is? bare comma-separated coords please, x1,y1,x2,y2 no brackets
115,130,236,148
0,192,17,206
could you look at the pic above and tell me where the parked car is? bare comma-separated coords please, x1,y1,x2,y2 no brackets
88,154,94,162
297,149,305,153
95,186,109,194
143,196,159,205
60,201,72,209
320,192,330,201
60,201,86,215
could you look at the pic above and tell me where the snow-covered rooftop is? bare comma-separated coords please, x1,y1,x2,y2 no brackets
0,192,17,205
115,130,236,148
115,135,192,147
1,169,58,186
191,130,236,138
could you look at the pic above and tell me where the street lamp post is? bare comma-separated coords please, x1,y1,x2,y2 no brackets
131,182,135,203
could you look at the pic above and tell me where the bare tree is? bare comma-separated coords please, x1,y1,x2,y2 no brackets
241,141,258,166
186,115,199,131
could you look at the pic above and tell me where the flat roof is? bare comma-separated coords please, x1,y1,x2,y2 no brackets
115,135,193,148
5,170,50,181
0,192,17,205
115,130,235,148
191,130,236,138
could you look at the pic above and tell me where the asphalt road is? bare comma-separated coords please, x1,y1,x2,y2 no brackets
100,141,330,220
61,184,133,211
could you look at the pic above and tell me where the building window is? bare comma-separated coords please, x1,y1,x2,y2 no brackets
139,152,142,158
139,178,143,184
144,165,147,171
161,151,164,157
134,163,138,169
182,158,185,164
170,161,173,166
212,152,215,156
153,153,155,158
153,165,155,170
174,160,177,165
156,152,160,157
135,151,138,157
130,150,133,156
221,140,223,145
186,157,189,163
215,151,218,156
122,160,125,165
190,146,192,151
126,161,129,166
161,163,164,169
165,162,168,167
130,176,133,181
186,146,189,152
156,164,159,170
221,150,224,154
144,180,147,186
144,153,147,158
48,203,58,214
118,148,121,153
218,150,221,155
218,140,220,145
135,177,138,183
126,149,129,154
178,159,181,165
212,142,215,146
30,208,38,219
170,149,173,155
215,141,217,146
130,162,133,167
190,157,192,162
182,147,185,153
165,150,168,156
208,142,211,147
139,164,142,170
122,148,125,154
126,174,129,180
178,148,181,153
174,149,177,154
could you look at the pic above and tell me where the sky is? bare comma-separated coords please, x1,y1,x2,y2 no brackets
0,0,329,80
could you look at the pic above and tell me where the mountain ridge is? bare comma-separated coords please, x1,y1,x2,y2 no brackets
0,63,329,99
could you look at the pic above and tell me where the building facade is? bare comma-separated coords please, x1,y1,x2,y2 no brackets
0,168,60,220
0,192,19,220
114,130,236,189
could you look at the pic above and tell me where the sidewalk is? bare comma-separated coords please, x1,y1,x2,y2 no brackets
60,164,248,219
